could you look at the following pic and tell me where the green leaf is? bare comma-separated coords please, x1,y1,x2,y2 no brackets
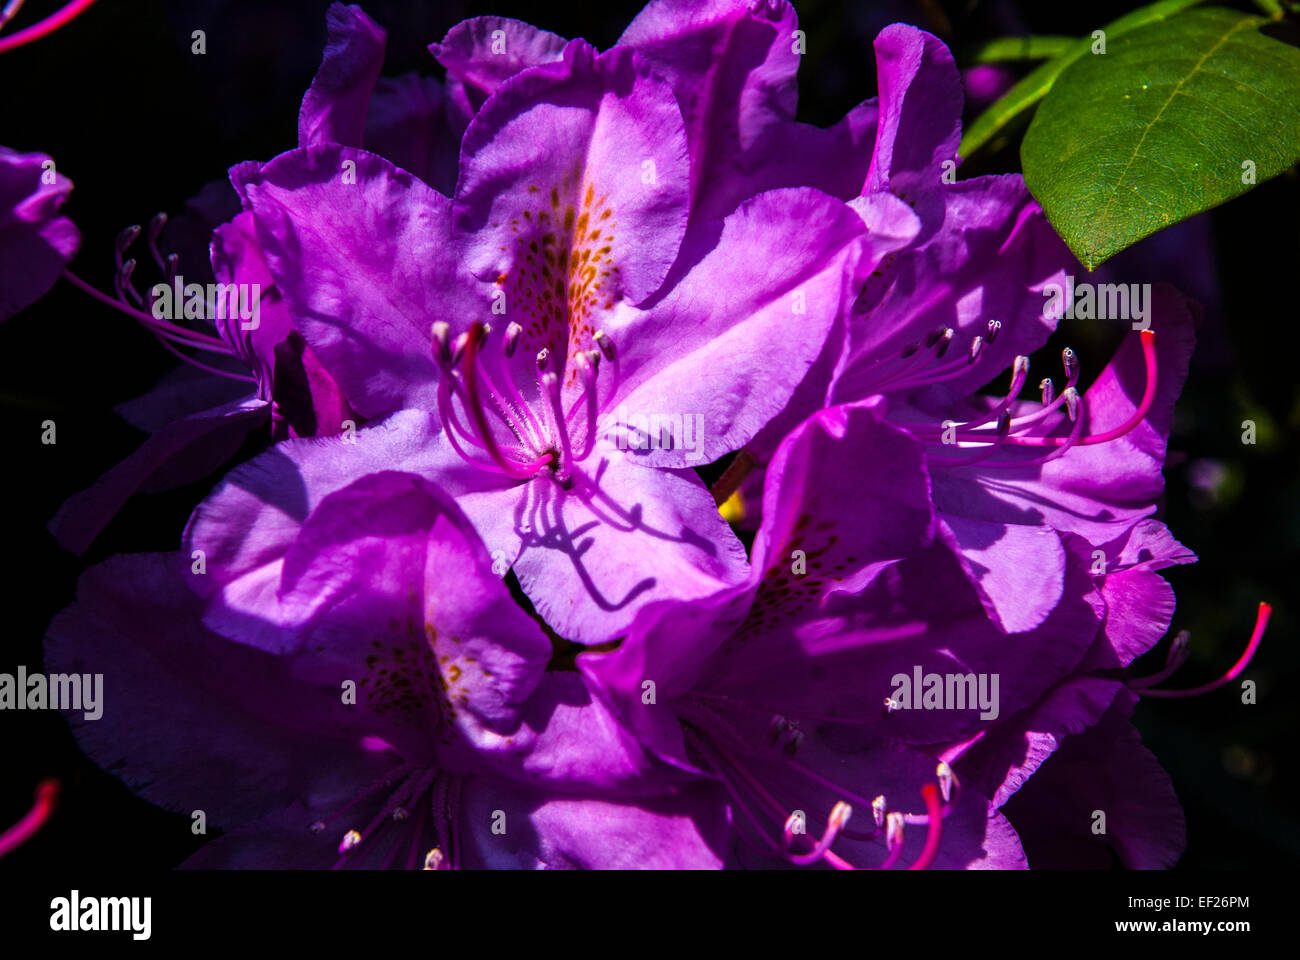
959,0,1205,159
1022,7,1300,269
970,35,1076,64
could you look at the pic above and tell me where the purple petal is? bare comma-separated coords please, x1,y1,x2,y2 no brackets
430,16,567,110
297,3,387,149
50,395,269,555
606,188,869,467
453,39,690,363
619,0,800,217
927,287,1197,547
234,144,475,419
269,470,553,756
946,675,1126,808
835,175,1070,406
1001,691,1186,868
0,147,79,320
935,514,1065,634
864,23,963,234
698,547,1103,745
44,553,386,828
501,437,749,644
459,773,730,869
364,73,468,196
185,409,443,647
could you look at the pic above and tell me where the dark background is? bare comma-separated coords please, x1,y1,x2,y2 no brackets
2,0,1295,869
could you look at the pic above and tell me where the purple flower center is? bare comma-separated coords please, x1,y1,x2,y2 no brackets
432,319,619,486
309,762,464,870
863,321,1160,470
676,698,948,870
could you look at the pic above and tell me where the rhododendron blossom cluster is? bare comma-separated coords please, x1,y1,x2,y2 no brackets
3,0,1271,871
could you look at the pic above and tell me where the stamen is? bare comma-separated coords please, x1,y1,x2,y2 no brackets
936,762,954,803
0,779,60,857
115,223,141,260
1040,378,1055,406
542,370,574,479
502,320,521,358
926,409,1011,467
979,389,1083,468
1124,630,1190,689
571,351,601,461
61,269,255,379
783,801,852,866
431,321,452,367
0,0,100,54
113,257,135,302
423,848,446,870
1135,603,1270,698
986,319,1001,343
999,330,1157,448
462,324,551,480
906,784,944,870
146,212,168,272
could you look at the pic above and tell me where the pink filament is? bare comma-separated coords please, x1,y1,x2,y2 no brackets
906,784,943,870
0,0,97,53
1137,603,1271,699
0,779,60,857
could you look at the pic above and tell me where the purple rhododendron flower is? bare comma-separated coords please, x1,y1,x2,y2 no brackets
717,25,1200,637
46,475,728,868
21,0,1265,873
1,146,79,321
190,12,921,644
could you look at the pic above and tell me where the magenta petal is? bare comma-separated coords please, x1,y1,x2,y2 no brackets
864,23,962,234
297,3,387,149
1069,521,1193,672
114,361,255,433
185,409,444,649
234,144,475,419
454,40,690,335
501,438,749,644
459,774,729,869
0,147,80,321
948,675,1126,808
835,175,1070,406
751,396,935,590
364,73,467,196
606,188,868,467
699,548,1103,745
209,208,354,443
1001,691,1186,868
936,514,1066,634
618,0,799,215
430,16,567,109
50,395,269,555
44,553,385,828
271,471,552,756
